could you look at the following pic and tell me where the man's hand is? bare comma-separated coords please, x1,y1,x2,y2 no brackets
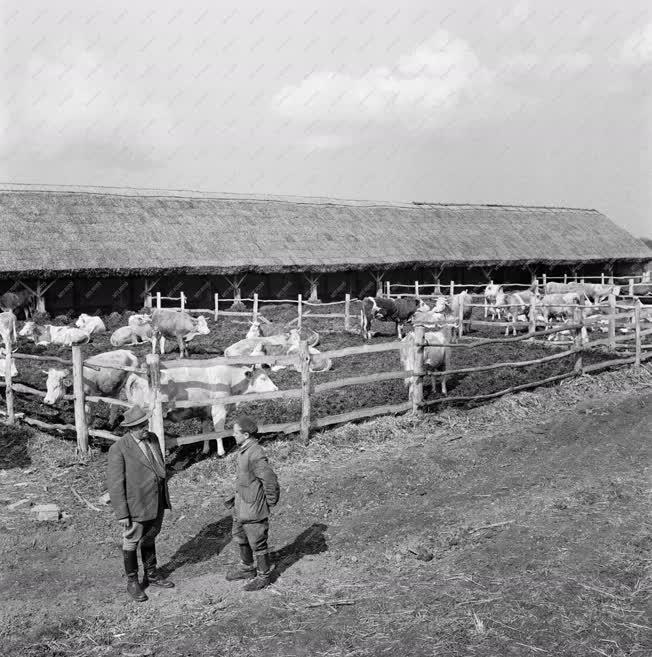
118,517,131,529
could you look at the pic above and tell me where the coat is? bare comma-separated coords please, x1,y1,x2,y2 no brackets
234,440,279,523
107,432,171,522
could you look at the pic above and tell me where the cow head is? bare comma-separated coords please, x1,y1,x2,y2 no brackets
416,298,430,312
432,296,449,313
194,315,210,335
18,321,35,338
246,321,262,339
242,366,278,393
43,368,72,405
75,313,91,329
128,314,151,327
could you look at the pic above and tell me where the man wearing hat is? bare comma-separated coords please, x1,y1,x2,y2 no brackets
107,405,174,602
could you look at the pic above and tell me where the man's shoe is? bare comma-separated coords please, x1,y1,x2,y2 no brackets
141,543,175,588
243,553,273,591
123,551,148,602
226,543,257,581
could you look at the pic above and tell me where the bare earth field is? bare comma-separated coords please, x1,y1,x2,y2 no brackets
0,366,650,657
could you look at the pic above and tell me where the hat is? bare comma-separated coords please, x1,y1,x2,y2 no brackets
234,414,258,436
120,405,151,428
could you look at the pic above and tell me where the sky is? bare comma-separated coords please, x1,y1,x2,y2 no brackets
1,0,651,238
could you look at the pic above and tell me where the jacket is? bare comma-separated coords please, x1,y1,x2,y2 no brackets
107,432,171,522
234,440,279,523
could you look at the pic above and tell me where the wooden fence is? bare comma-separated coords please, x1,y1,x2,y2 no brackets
2,297,651,455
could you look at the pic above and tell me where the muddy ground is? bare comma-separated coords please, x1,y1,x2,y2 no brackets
5,302,640,450
0,367,650,657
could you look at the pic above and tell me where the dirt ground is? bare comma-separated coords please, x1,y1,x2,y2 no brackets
0,366,650,657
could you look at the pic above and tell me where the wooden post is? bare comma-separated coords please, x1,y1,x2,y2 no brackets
71,345,89,455
145,293,152,309
634,300,642,371
214,293,219,321
145,353,166,457
253,293,259,323
601,273,605,285
411,325,425,414
299,340,312,445
449,280,455,306
564,273,568,284
4,344,14,425
629,278,634,297
180,291,186,311
580,276,585,285
35,280,46,314
344,293,351,331
414,280,420,297
457,293,464,338
608,273,614,286
385,280,390,298
608,293,616,351
434,275,441,295
297,294,303,330
529,294,537,335
156,292,161,309
573,304,583,374
306,274,320,303
542,273,547,288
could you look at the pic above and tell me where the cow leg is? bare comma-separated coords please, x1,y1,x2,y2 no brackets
176,335,185,359
210,405,227,456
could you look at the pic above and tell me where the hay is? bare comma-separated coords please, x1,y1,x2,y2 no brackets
0,184,649,278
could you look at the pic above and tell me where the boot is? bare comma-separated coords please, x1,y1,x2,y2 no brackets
123,550,148,602
243,552,274,591
141,543,175,589
226,543,257,581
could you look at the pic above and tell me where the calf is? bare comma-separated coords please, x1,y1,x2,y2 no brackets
399,324,454,395
360,296,429,340
151,309,210,358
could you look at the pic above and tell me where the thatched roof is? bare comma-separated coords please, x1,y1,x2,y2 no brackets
0,184,650,278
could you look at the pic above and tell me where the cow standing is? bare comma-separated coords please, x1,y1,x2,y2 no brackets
43,350,139,427
399,324,454,395
121,361,278,456
151,309,210,358
360,297,429,340
484,284,505,320
504,290,539,336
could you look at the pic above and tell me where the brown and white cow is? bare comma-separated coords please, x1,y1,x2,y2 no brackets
19,321,91,346
151,309,210,358
122,359,278,456
360,297,429,340
43,350,139,427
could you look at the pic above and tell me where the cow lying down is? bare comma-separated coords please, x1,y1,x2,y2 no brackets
19,321,91,346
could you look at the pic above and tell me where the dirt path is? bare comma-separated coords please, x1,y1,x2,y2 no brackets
1,371,650,657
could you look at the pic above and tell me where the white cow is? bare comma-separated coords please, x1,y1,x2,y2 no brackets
110,315,154,347
122,361,278,456
0,347,18,378
484,284,505,320
19,321,91,346
75,314,107,335
151,309,210,358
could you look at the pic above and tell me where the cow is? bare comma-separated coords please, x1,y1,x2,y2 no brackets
225,330,301,372
449,290,473,333
43,350,139,427
0,290,35,319
360,297,429,340
0,311,17,349
75,313,107,335
150,309,210,358
256,340,333,372
484,284,505,320
110,314,154,347
504,290,540,336
19,321,91,346
121,360,278,456
399,324,455,395
246,320,320,346
411,297,450,327
540,292,581,325
0,347,18,379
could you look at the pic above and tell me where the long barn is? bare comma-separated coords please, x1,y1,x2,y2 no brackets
1,184,650,314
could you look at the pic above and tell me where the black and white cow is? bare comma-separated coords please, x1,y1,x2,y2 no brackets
360,297,429,340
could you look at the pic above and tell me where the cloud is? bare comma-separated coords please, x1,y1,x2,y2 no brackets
621,23,652,66
501,51,592,81
272,30,521,133
0,42,178,167
300,134,354,151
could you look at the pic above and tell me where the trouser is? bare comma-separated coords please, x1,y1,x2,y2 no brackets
232,517,269,556
122,505,165,551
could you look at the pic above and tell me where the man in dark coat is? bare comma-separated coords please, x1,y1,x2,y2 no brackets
225,414,280,591
107,405,174,602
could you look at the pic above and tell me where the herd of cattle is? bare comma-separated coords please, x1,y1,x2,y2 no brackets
0,280,649,456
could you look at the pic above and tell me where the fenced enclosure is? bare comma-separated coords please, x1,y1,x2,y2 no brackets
2,295,650,457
